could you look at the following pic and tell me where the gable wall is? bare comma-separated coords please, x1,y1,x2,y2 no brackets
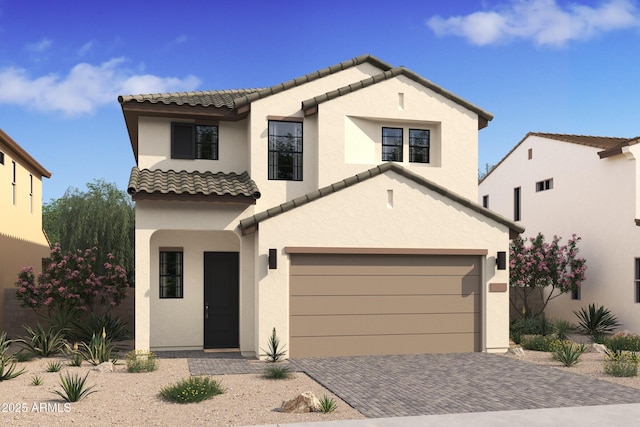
479,136,640,329
255,171,511,355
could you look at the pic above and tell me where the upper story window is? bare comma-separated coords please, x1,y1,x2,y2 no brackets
268,120,303,181
0,151,4,165
635,258,640,303
11,161,16,205
382,127,403,162
536,179,553,192
409,129,430,163
514,187,521,221
482,195,489,208
171,123,218,160
160,250,183,299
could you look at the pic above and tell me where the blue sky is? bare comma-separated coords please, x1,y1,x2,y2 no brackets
1,0,639,202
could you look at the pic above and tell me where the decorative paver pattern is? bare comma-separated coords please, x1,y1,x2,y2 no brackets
289,353,640,418
155,351,291,375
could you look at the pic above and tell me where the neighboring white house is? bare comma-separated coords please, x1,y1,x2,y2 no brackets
479,132,640,330
119,54,523,358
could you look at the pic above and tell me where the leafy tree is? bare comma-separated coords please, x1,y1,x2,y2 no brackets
43,179,134,280
15,244,129,316
510,233,586,318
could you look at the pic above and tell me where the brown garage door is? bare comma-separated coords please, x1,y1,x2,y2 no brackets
289,253,481,357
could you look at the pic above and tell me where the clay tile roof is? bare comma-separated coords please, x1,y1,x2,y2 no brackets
239,163,523,236
127,167,261,202
117,89,263,109
529,133,631,150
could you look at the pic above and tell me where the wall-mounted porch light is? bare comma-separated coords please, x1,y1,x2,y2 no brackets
268,248,277,269
496,251,506,270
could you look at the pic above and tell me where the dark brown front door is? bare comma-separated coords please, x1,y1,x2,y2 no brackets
204,252,239,349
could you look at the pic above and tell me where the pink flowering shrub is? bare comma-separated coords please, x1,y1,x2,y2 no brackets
15,244,129,316
510,233,586,318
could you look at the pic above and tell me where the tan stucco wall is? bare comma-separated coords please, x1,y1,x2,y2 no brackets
480,136,640,331
255,171,511,356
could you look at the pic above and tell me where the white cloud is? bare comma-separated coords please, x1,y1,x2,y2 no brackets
427,0,640,46
0,58,200,115
77,41,94,57
26,38,53,52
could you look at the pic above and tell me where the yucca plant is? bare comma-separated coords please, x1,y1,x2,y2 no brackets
46,360,63,372
31,374,44,386
0,331,12,357
18,324,67,357
0,356,26,381
51,371,97,402
574,304,620,342
552,341,585,367
262,327,287,362
78,329,118,366
550,319,574,341
74,313,129,343
63,342,84,367
319,395,337,413
263,364,292,379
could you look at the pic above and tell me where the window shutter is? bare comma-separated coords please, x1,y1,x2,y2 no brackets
172,123,195,159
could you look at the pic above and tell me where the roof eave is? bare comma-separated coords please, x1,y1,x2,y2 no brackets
0,129,52,178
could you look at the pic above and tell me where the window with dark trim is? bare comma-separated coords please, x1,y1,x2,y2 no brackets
514,187,521,221
635,258,640,303
382,127,403,162
482,195,489,208
571,287,580,300
12,161,16,205
160,251,183,298
409,129,430,163
268,120,303,181
171,123,218,160
536,179,553,192
0,151,4,165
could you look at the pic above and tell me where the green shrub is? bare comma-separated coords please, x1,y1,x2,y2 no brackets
125,350,158,373
521,335,565,352
550,319,574,341
74,313,129,343
512,316,550,336
46,360,63,372
262,327,287,362
604,335,640,353
78,330,118,366
13,351,36,362
574,304,620,342
604,350,639,377
552,341,585,367
263,364,292,379
18,324,67,357
319,395,337,413
51,371,97,402
159,376,225,404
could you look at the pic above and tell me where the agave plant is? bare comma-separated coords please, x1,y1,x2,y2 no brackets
574,304,620,342
18,324,67,357
51,371,97,402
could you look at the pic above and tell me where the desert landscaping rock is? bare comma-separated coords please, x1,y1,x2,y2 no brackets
280,391,322,413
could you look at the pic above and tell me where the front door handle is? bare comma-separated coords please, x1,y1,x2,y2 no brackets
205,304,209,319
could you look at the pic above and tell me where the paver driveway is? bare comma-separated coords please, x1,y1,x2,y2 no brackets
289,353,640,418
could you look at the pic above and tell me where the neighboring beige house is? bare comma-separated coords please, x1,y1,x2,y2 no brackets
0,129,51,334
119,54,523,358
479,132,640,330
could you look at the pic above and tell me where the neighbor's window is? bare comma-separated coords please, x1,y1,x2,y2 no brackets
382,127,403,162
635,258,640,303
571,287,580,300
0,151,4,165
514,187,521,221
171,123,218,160
482,195,489,208
536,179,553,192
268,120,303,181
12,161,16,205
160,251,183,298
409,129,430,163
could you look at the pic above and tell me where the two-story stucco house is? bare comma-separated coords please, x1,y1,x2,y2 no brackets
0,129,51,334
119,54,523,358
479,132,640,330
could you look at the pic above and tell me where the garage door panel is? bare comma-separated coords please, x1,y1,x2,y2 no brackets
290,313,479,336
291,294,480,315
290,254,480,276
290,333,480,358
290,275,480,296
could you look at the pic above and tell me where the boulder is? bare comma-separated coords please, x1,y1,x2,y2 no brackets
93,361,114,372
280,391,321,413
589,343,608,354
508,347,525,357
